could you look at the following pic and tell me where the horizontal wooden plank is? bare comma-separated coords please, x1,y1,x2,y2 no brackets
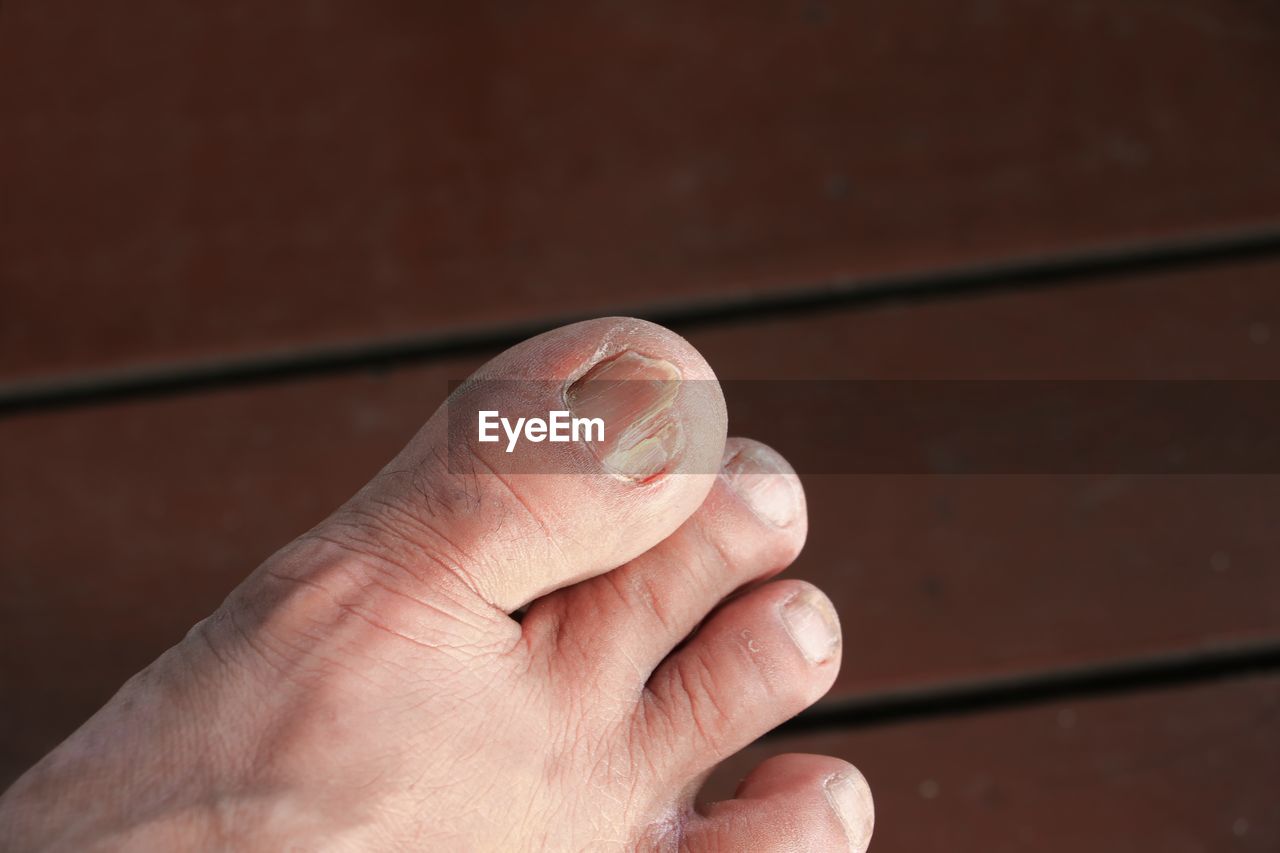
2,262,1279,785
691,259,1280,694
703,675,1280,852
4,1,1280,384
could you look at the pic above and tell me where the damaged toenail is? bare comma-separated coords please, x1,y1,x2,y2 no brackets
722,446,802,527
780,590,840,664
566,351,682,482
824,769,875,852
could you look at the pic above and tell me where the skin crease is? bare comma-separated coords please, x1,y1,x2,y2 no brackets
0,319,873,852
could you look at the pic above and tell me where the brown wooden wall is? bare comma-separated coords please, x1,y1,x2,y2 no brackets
2,2,1278,849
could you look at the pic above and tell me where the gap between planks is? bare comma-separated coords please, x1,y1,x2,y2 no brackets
771,638,1280,737
4,225,1280,416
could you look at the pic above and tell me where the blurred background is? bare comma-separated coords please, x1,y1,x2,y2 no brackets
2,2,1279,849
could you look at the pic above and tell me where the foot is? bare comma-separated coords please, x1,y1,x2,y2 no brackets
0,318,874,852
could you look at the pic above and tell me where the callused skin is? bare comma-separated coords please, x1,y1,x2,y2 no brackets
0,318,874,852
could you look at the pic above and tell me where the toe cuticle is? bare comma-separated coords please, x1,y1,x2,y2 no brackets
721,447,802,527
780,590,840,664
824,769,875,852
565,350,683,482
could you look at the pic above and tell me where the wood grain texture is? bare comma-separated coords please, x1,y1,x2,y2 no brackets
689,259,1280,694
2,263,1278,785
703,675,1280,852
3,1,1280,384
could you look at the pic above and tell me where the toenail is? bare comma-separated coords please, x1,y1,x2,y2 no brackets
722,446,802,527
824,768,875,852
780,589,840,664
565,351,682,482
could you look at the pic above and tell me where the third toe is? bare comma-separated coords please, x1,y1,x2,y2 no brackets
634,580,842,782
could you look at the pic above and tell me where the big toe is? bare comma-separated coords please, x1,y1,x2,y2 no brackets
297,317,727,615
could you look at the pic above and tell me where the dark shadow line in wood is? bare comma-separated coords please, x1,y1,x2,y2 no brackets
5,225,1280,417
769,638,1280,738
